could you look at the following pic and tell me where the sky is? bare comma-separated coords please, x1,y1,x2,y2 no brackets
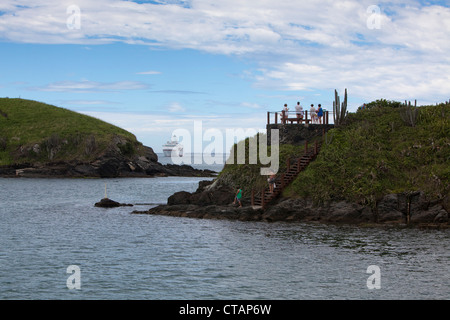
1,0,449,152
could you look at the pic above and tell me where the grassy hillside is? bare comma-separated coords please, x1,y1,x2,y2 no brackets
285,101,449,205
216,132,322,192
216,100,449,205
0,98,141,165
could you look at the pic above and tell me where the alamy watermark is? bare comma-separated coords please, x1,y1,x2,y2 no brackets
367,5,382,30
366,265,381,289
170,121,279,175
66,5,81,30
66,265,81,290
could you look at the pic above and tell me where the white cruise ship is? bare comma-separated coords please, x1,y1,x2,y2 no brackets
162,135,183,157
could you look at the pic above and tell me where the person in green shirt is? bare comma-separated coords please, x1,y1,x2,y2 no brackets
234,187,243,207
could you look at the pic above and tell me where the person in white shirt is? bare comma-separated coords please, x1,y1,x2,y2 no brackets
295,102,304,122
282,104,289,123
310,104,317,123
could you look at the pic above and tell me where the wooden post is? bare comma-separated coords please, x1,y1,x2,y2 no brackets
406,199,411,225
267,112,270,125
275,112,278,124
304,110,308,123
281,110,286,124
261,188,265,209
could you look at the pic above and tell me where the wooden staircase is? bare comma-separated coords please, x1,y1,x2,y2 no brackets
251,140,321,209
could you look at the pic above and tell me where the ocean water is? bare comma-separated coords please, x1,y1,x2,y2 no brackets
0,172,449,299
156,152,229,172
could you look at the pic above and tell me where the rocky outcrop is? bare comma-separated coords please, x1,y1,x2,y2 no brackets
95,198,133,208
134,180,449,228
167,181,235,206
134,203,264,221
262,193,448,225
1,145,216,178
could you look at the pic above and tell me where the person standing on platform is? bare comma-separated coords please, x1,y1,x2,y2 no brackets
317,104,323,124
295,102,304,122
310,104,317,123
282,104,289,123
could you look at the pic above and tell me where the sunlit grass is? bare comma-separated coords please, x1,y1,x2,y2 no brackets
0,98,139,165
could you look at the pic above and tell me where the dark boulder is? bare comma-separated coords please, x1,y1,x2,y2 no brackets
95,198,133,208
167,191,192,205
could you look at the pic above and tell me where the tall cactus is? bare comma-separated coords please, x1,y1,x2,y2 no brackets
333,88,348,126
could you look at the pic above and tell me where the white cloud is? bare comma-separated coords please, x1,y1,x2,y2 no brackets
1,0,449,103
80,109,269,152
168,102,186,113
241,102,264,109
29,80,149,92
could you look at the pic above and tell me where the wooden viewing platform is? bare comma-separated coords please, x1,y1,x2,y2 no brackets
267,110,333,125
251,140,321,209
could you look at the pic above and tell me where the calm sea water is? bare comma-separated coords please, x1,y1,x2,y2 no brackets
157,152,229,171
0,155,449,300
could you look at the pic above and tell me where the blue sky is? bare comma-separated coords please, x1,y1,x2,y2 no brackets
1,0,449,152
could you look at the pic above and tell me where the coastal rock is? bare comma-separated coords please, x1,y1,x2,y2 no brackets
167,183,234,206
72,163,98,176
433,209,448,223
190,185,235,206
442,195,450,213
168,191,192,205
376,194,403,222
326,201,371,223
262,198,373,223
4,148,216,178
374,192,448,224
93,155,122,178
411,204,448,223
134,203,264,221
263,198,307,221
95,198,133,208
132,179,449,227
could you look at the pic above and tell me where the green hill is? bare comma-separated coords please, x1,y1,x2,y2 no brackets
285,101,449,205
0,98,141,166
217,100,449,206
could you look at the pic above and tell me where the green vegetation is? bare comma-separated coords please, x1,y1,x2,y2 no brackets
286,101,449,205
218,100,449,205
0,98,141,165
217,132,321,192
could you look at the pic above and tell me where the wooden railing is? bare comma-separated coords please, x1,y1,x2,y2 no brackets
267,110,332,125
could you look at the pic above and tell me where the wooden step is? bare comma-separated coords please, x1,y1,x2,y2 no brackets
253,144,323,208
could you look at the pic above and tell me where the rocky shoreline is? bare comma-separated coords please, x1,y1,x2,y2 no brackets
133,180,450,229
0,146,216,178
